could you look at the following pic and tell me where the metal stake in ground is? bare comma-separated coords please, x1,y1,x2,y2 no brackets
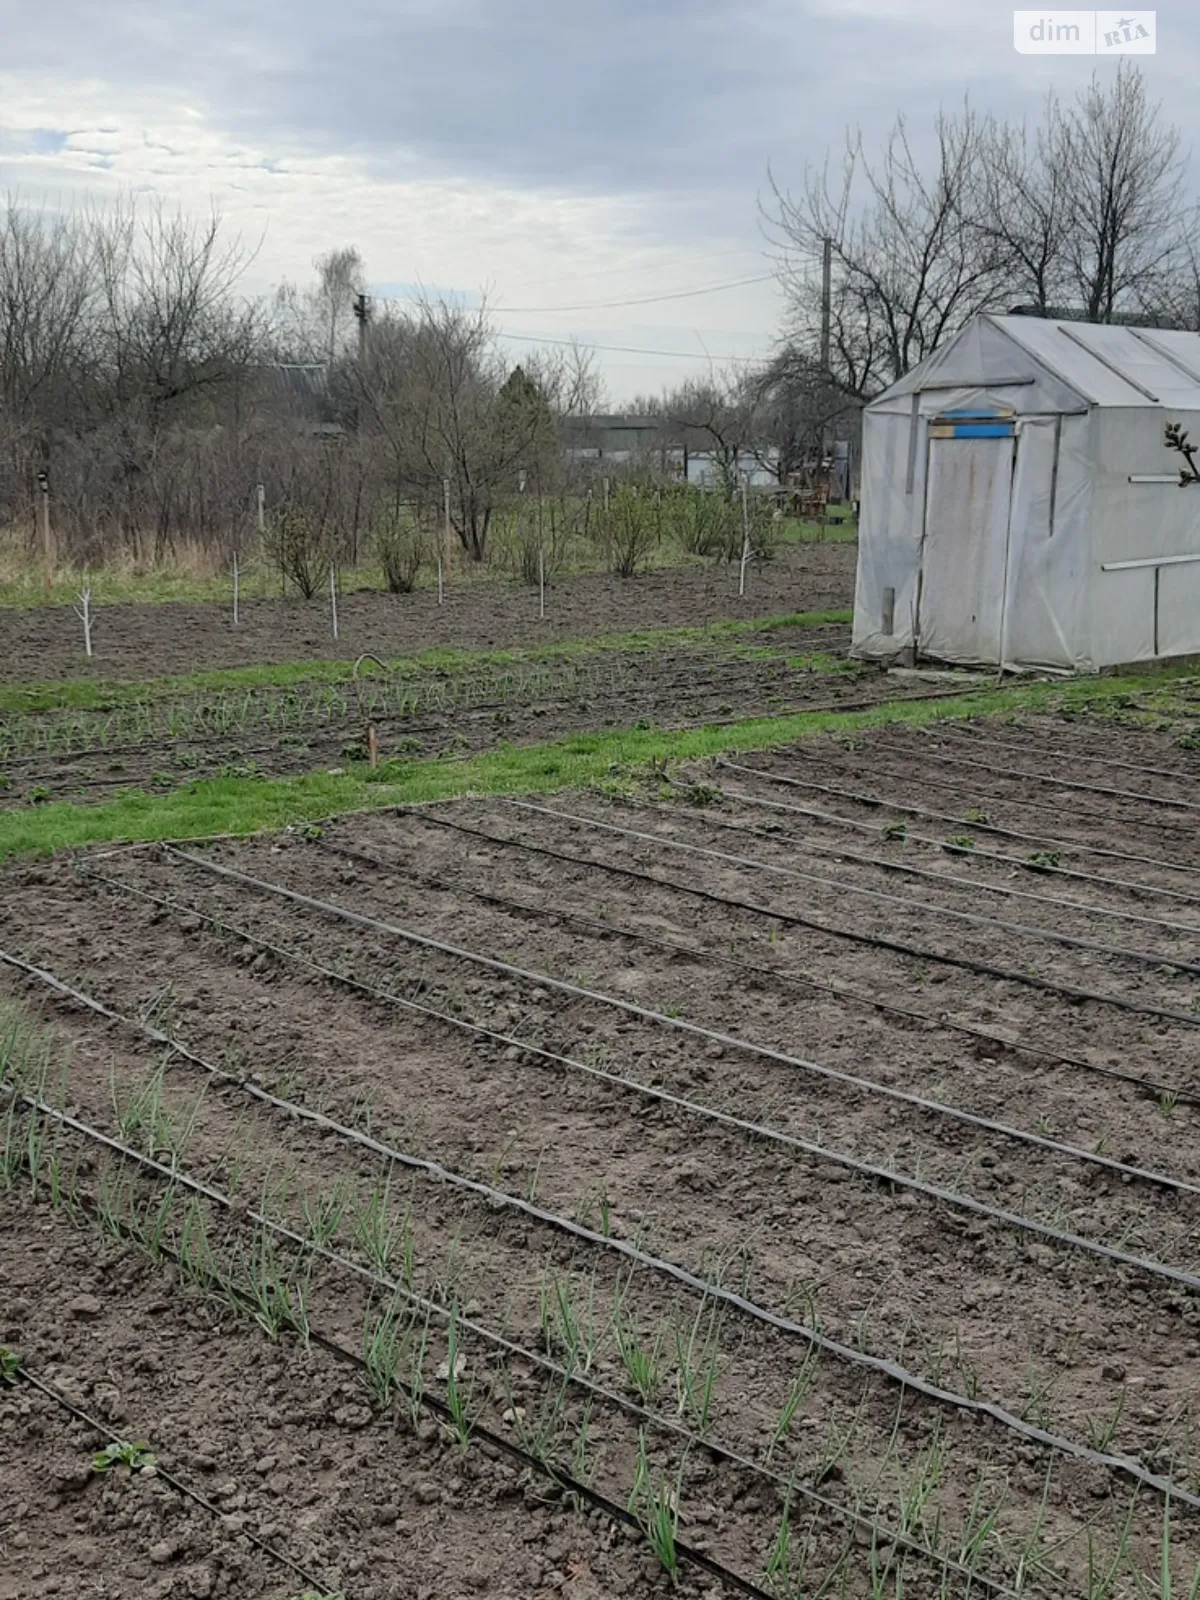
232,552,240,627
538,545,546,619
73,586,93,658
329,563,339,641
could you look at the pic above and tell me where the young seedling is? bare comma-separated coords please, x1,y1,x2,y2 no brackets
301,1179,351,1251
1025,851,1062,872
628,1430,683,1585
615,1314,666,1406
363,1294,408,1411
674,1299,722,1438
92,1440,157,1475
0,1347,21,1385
442,1301,475,1449
767,1348,819,1463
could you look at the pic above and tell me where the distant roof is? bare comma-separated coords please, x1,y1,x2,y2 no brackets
877,314,1200,411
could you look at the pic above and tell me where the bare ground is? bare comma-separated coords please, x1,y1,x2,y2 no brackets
3,708,1200,1596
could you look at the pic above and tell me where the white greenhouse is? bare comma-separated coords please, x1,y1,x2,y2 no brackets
852,313,1200,671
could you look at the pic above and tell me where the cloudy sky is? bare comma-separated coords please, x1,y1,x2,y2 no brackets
3,2,1197,401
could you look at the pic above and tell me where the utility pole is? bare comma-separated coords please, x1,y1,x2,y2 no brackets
820,235,833,497
353,292,371,362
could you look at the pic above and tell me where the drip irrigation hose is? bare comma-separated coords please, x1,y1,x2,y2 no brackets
759,743,1199,837
315,830,1200,1109
148,864,1200,1209
58,857,1200,1305
5,1064,1197,1522
462,801,1200,1030
494,798,1200,979
7,1361,339,1595
867,728,1200,814
0,1089,1018,1596
715,759,1200,881
699,783,1200,911
652,787,1200,939
929,721,1200,788
0,1094,935,1600
309,831,1200,1200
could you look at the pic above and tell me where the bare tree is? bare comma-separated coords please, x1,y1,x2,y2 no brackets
1051,65,1194,323
768,66,1200,397
353,297,561,560
768,106,1003,397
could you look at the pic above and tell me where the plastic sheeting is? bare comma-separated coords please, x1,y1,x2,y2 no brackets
853,313,1200,671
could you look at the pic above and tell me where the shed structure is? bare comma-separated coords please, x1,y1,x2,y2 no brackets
852,313,1200,670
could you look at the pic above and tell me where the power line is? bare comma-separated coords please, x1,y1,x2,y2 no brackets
355,290,767,364
497,273,775,314
489,245,765,298
494,329,763,364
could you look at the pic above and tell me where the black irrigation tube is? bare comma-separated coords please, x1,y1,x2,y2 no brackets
941,722,1200,787
417,806,1200,1036
498,798,1200,1015
700,783,1200,912
135,850,1200,1288
0,1037,1016,1597
496,800,1200,978
770,745,1200,839
318,832,1200,1110
867,728,1200,815
1,1103,782,1600
643,788,1200,941
6,989,1198,1526
716,759,1200,882
8,1362,339,1595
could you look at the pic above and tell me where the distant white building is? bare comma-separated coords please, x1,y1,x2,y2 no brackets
853,313,1200,671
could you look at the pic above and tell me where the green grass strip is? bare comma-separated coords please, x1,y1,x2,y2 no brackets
0,668,1172,862
0,609,852,717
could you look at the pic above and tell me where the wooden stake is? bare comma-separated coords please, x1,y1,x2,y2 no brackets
439,478,449,605
738,478,751,598
37,470,51,598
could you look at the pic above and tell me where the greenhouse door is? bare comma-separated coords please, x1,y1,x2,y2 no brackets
916,427,1016,665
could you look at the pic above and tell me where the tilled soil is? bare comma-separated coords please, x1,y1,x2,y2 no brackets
0,547,857,684
0,1196,717,1600
4,710,1200,1595
1,634,971,813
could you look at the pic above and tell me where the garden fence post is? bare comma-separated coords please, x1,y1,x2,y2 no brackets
330,563,339,641
738,478,751,598
440,478,449,605
37,469,52,598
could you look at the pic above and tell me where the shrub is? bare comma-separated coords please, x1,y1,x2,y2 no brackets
664,485,738,560
262,503,330,599
597,483,662,577
373,505,427,594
